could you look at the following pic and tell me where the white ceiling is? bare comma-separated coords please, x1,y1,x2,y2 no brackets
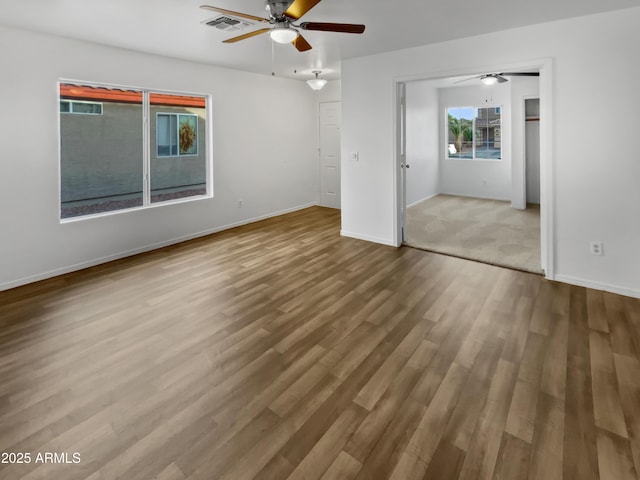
0,0,637,83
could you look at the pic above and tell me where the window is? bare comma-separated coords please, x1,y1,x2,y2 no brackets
447,106,501,159
157,113,198,157
60,100,103,115
157,114,178,156
59,82,209,219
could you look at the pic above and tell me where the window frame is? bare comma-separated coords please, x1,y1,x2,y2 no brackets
58,79,213,222
446,105,502,161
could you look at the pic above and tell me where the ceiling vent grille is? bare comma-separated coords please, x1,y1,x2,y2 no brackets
204,16,254,31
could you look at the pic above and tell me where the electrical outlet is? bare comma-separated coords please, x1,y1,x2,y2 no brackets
237,199,243,208
590,241,603,256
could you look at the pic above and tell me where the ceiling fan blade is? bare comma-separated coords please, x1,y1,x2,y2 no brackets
284,0,322,20
222,28,270,43
293,34,312,52
453,76,479,84
500,72,540,76
200,5,269,23
299,22,365,34
496,75,508,83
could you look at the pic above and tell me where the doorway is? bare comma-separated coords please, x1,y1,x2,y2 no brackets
319,101,341,209
397,64,552,275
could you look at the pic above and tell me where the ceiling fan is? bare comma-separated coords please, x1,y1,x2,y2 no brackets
200,0,366,52
456,72,540,85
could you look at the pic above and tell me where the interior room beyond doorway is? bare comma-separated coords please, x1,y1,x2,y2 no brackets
402,72,542,273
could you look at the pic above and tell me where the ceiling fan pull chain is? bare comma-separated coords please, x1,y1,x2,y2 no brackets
271,40,275,76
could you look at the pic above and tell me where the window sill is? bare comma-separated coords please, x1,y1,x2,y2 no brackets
445,157,503,162
60,193,212,223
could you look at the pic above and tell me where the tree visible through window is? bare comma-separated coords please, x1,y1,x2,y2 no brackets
447,107,473,158
447,106,501,159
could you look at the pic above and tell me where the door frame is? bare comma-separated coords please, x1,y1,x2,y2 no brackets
393,58,555,279
396,83,407,241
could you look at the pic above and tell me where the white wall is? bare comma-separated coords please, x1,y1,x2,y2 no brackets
405,81,439,206
341,7,640,297
510,76,540,209
438,83,511,201
0,25,319,290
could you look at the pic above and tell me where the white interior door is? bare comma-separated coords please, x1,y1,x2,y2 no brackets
319,102,341,209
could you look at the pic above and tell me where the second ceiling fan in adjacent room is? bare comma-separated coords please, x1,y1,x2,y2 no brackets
456,72,540,85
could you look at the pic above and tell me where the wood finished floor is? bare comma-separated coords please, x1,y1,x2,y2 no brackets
1,206,639,480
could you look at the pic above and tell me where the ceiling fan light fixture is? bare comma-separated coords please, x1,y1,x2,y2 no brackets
307,71,327,91
481,74,498,86
269,24,298,44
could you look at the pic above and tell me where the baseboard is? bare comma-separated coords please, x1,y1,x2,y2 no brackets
554,274,640,299
340,230,399,247
0,202,318,292
407,193,439,208
439,191,511,202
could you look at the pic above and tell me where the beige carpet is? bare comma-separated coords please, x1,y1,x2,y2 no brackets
405,194,542,274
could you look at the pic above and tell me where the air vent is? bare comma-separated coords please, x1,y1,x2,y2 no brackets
204,16,254,31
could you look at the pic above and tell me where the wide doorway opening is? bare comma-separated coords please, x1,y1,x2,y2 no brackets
398,68,548,274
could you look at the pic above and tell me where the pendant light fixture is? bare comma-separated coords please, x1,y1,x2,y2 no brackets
306,71,327,91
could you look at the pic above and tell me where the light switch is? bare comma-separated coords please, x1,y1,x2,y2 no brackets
350,152,359,162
